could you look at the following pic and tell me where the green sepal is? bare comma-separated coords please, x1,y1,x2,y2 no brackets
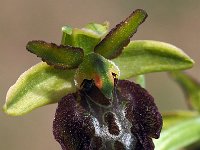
3,62,76,116
26,40,84,69
84,22,109,37
162,111,198,130
94,9,147,59
135,75,146,88
154,117,200,150
170,71,200,112
113,40,194,79
62,22,109,54
61,25,73,46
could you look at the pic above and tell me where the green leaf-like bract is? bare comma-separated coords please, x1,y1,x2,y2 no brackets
154,117,200,150
3,62,76,116
162,111,198,130
113,40,194,79
94,9,147,59
26,40,84,69
170,71,200,112
62,22,109,54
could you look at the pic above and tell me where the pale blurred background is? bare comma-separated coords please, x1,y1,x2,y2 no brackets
0,0,200,149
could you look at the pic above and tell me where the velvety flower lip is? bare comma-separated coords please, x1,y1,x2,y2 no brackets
53,79,162,150
117,80,163,149
53,93,96,150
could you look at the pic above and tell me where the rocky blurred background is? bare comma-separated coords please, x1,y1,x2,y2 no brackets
0,0,199,149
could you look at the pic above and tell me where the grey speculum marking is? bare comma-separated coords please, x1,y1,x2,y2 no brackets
80,79,137,150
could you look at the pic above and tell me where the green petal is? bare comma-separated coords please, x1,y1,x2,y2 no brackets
3,62,76,116
154,117,200,150
62,22,109,54
162,111,198,130
26,40,84,69
170,71,200,112
94,9,147,59
113,40,194,79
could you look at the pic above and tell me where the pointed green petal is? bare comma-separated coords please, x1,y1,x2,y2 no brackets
154,118,200,150
26,40,84,69
62,22,109,54
3,62,76,116
113,40,194,79
94,9,147,59
170,71,200,111
162,111,198,130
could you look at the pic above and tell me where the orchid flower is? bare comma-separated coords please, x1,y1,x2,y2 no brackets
3,9,194,150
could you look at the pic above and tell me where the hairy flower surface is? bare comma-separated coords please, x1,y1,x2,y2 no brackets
53,79,162,150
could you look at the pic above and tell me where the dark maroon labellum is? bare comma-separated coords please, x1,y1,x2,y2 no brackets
53,79,162,150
